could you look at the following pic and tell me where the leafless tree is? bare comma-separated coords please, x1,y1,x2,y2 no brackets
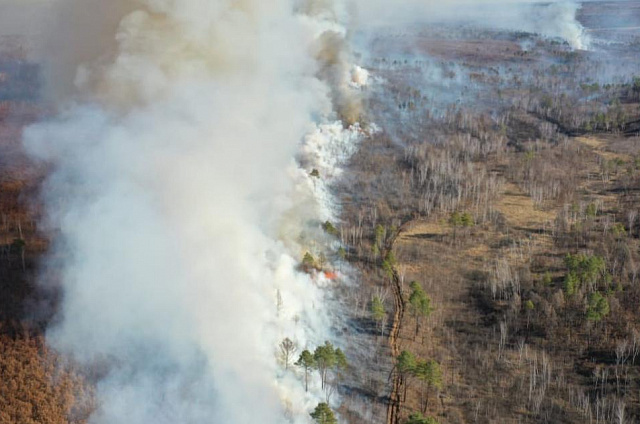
279,338,297,370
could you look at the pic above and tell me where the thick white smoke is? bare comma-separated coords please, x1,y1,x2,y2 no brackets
527,1,591,49
23,0,362,423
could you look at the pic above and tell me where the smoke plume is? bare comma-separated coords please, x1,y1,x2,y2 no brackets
22,0,362,423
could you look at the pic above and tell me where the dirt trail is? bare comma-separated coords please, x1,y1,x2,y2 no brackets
384,232,406,424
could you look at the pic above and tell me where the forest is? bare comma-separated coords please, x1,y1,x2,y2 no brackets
1,1,640,424
330,6,640,424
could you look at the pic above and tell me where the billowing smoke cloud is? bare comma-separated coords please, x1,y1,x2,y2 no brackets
351,0,591,50
21,0,363,423
295,0,366,124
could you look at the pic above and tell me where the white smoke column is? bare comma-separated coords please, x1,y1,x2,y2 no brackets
23,0,360,422
534,1,590,50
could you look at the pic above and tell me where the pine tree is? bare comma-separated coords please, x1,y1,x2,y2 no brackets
302,252,317,271
314,342,337,390
415,360,442,412
322,221,339,236
408,281,433,339
295,350,315,392
405,412,439,424
310,402,337,424
587,292,610,322
397,350,417,402
371,296,386,335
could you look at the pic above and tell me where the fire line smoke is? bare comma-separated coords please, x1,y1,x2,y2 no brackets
23,0,361,423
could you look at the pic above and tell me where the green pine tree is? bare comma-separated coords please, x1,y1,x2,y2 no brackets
371,296,386,335
408,281,433,339
587,292,610,322
295,350,315,392
310,402,337,424
405,412,439,424
415,359,442,413
314,342,337,390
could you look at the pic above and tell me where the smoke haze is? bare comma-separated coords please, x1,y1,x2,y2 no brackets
352,0,591,49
